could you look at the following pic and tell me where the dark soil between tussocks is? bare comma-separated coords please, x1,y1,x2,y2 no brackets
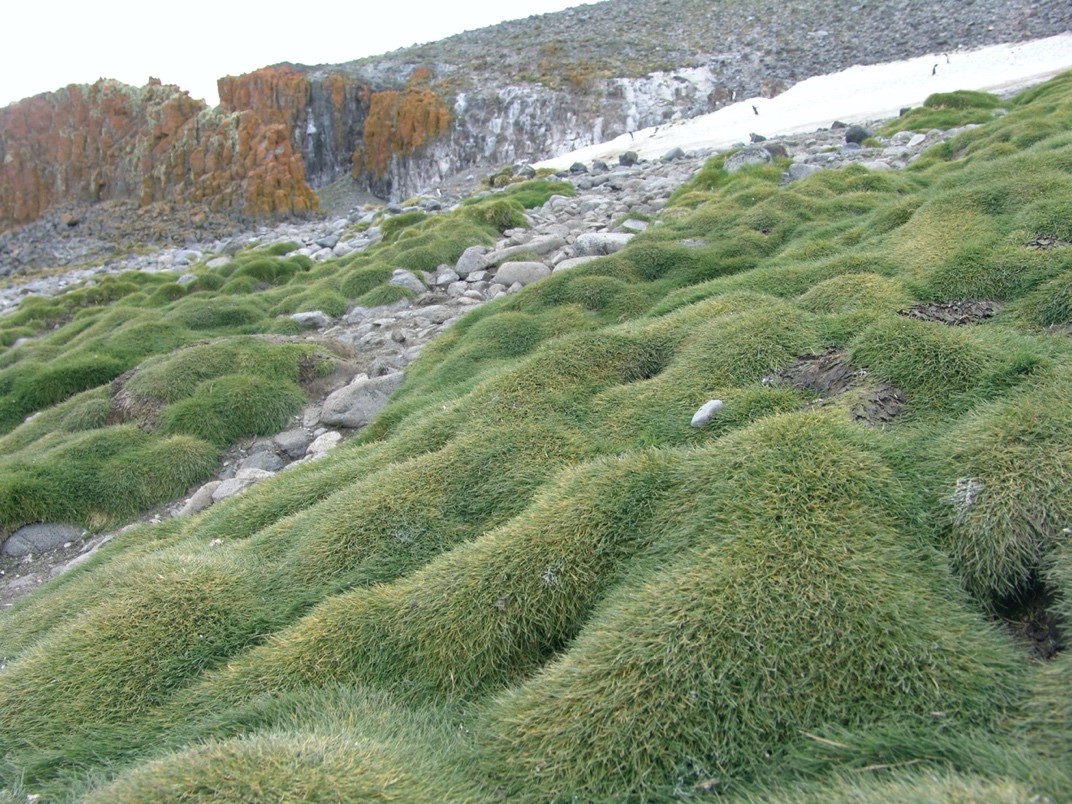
764,348,906,425
900,300,1003,326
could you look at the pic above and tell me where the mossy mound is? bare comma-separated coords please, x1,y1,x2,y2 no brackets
3,72,1072,801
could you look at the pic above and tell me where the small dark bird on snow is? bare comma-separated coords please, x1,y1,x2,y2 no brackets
932,64,938,76
752,105,759,115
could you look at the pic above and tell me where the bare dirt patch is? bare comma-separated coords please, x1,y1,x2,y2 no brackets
764,348,906,425
994,580,1065,661
899,300,1002,326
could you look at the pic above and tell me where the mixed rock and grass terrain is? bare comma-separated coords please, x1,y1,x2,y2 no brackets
2,1,1072,800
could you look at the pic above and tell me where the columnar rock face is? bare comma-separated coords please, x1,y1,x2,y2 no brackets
0,78,320,230
2,0,1070,228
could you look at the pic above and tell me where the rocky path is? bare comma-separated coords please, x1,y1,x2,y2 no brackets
0,114,977,607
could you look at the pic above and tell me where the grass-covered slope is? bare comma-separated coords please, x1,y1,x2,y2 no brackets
0,185,570,536
2,78,1072,800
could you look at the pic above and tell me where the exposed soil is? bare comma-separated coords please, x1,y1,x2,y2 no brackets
899,300,1002,326
1026,233,1071,250
994,580,1066,661
765,348,906,426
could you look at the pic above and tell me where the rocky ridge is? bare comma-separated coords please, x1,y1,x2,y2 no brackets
1,0,1069,239
0,113,979,607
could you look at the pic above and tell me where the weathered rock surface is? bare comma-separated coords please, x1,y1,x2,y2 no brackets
4,0,1068,231
320,372,406,428
2,524,84,557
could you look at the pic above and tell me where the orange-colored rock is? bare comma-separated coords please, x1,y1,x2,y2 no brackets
0,64,454,230
0,77,318,231
352,82,451,179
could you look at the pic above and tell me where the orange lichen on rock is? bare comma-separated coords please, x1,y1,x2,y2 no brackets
352,74,450,179
0,75,318,230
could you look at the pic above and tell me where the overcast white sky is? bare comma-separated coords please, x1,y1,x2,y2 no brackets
0,0,593,108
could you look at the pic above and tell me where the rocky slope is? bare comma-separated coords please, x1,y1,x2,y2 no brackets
1,0,1069,244
0,113,987,608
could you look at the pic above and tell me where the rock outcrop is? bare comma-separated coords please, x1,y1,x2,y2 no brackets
2,0,1070,228
0,78,319,230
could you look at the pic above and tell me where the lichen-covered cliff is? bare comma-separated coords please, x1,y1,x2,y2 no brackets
0,78,318,231
2,0,1071,228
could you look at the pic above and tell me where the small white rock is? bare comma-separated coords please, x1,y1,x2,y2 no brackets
690,399,724,428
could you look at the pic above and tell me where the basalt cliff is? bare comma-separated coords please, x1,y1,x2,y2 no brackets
2,0,1070,231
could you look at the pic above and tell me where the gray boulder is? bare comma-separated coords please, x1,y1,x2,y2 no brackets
845,125,871,144
2,523,83,557
786,163,823,182
573,232,633,257
239,451,285,473
553,256,601,273
619,151,639,166
389,270,426,295
212,469,273,502
455,245,488,278
274,429,313,459
320,372,405,428
495,261,551,287
661,146,685,162
290,311,333,329
179,482,222,516
723,146,773,173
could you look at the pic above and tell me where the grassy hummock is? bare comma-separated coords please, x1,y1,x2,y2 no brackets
2,76,1072,800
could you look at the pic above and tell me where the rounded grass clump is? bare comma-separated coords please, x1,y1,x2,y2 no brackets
931,373,1072,602
1015,270,1072,328
459,312,546,358
0,552,270,756
160,374,305,447
233,257,308,287
123,339,324,404
0,425,215,533
99,435,219,512
477,414,1025,799
163,297,266,331
206,451,679,704
460,197,527,232
671,304,821,387
849,316,995,414
920,241,1070,301
339,263,392,299
380,211,429,242
797,273,914,315
0,352,126,433
354,284,414,308
85,688,478,803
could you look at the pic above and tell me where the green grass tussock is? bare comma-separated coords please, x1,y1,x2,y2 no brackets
930,372,1072,603
479,414,1025,799
4,72,1072,801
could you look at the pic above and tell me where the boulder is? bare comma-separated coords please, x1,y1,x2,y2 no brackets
320,372,405,428
619,151,639,166
290,311,333,329
389,270,426,295
274,429,313,459
307,431,342,457
239,451,285,473
495,261,551,287
723,146,773,173
179,482,222,516
661,146,685,162
573,232,633,257
845,125,871,144
786,163,823,182
553,256,601,273
2,523,83,557
455,245,488,278
212,469,274,502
